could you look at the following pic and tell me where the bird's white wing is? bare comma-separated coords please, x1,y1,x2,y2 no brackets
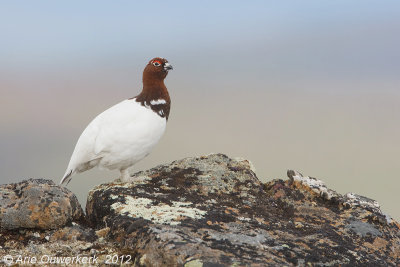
63,100,132,175
63,110,104,174
60,112,102,184
92,100,143,155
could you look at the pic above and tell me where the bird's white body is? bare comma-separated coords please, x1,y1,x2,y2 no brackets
62,98,166,183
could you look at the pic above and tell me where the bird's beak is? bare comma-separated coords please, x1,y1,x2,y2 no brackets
164,62,173,71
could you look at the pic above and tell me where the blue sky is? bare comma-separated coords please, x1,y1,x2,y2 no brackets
1,1,399,81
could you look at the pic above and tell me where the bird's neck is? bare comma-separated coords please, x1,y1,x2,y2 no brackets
133,77,171,120
137,80,170,103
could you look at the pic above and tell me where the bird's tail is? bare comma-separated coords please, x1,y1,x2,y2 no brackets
60,169,73,186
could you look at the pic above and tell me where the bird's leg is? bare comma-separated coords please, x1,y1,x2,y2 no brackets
120,168,131,182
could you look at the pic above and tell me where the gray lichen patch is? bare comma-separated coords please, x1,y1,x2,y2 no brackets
345,219,383,237
111,196,206,225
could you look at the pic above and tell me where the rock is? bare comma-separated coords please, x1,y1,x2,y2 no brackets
1,154,399,266
0,179,84,230
85,154,400,266
86,154,262,228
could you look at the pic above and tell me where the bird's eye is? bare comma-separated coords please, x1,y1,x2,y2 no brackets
152,60,162,67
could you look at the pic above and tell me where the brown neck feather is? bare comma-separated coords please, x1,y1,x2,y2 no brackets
133,70,171,120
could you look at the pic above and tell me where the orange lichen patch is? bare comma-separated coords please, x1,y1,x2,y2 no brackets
160,185,171,190
391,220,400,230
273,190,286,198
224,207,239,215
198,186,211,196
269,230,297,240
28,201,67,229
255,217,269,226
205,220,229,229
291,180,333,201
28,204,43,225
294,222,304,228
28,204,36,212
364,237,388,250
218,222,229,230
313,238,339,248
293,216,306,223
115,235,124,243
96,227,110,238
176,215,186,221
50,230,67,241
331,220,345,228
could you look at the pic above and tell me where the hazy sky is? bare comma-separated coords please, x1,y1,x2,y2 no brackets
1,1,399,220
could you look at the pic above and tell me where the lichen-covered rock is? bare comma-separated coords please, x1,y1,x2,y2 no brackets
86,154,400,266
86,154,261,229
1,155,399,266
0,226,125,266
0,179,84,230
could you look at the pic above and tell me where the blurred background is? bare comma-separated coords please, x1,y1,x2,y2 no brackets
1,1,399,220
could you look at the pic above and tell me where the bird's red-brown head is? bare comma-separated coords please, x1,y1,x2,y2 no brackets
143,57,173,82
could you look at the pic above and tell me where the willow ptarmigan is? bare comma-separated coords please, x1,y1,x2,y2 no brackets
60,58,172,185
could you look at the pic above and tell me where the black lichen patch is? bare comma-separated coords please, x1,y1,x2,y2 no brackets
151,167,203,188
